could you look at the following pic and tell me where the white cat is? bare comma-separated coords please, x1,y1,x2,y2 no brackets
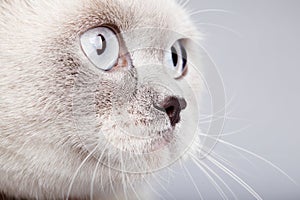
0,0,203,199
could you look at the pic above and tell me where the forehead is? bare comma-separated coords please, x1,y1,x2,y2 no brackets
82,0,185,27
70,0,197,43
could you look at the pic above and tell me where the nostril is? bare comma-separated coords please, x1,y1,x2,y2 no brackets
159,96,187,127
165,106,175,117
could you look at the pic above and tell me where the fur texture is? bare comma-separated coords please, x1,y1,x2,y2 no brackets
0,0,202,199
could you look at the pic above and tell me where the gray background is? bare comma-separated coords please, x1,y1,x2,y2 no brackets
156,0,300,199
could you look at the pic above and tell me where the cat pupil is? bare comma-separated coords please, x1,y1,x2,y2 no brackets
171,46,178,67
181,45,187,71
96,34,106,55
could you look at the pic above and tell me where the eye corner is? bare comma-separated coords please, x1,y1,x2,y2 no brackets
175,64,189,80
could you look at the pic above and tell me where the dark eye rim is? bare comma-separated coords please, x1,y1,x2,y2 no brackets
180,43,188,71
173,39,188,80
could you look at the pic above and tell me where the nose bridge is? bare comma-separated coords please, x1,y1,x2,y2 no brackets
130,49,182,96
122,27,171,52
130,48,163,69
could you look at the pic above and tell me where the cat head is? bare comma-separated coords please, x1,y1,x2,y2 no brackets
1,0,207,198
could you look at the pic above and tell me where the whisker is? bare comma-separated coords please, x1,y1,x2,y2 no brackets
178,0,190,9
198,124,250,138
143,174,167,200
178,160,189,181
154,171,171,185
90,142,109,200
133,151,175,199
199,93,236,121
140,153,168,200
167,167,178,175
196,22,242,38
108,153,121,200
189,9,235,17
190,153,238,200
196,139,261,173
198,116,249,127
151,171,177,200
208,151,241,173
120,151,129,200
207,155,263,200
216,125,251,137
188,156,228,200
227,145,258,170
214,137,299,185
100,149,107,192
125,173,141,200
66,145,99,200
180,160,204,200
124,143,169,200
199,114,250,124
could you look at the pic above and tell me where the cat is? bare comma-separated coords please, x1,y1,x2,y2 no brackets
0,0,204,199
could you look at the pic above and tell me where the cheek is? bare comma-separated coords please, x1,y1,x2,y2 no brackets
72,71,138,142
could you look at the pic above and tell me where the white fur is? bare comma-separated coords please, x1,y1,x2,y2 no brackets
0,0,202,199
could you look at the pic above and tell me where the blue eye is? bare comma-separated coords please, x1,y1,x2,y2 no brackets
166,41,188,78
80,27,119,71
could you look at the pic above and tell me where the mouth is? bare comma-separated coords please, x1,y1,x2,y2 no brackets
149,128,175,152
104,127,175,153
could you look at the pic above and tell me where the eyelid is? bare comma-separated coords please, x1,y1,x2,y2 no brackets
79,24,120,37
175,64,188,80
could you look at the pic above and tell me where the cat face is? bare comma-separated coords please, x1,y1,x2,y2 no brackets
43,0,201,171
0,0,203,198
